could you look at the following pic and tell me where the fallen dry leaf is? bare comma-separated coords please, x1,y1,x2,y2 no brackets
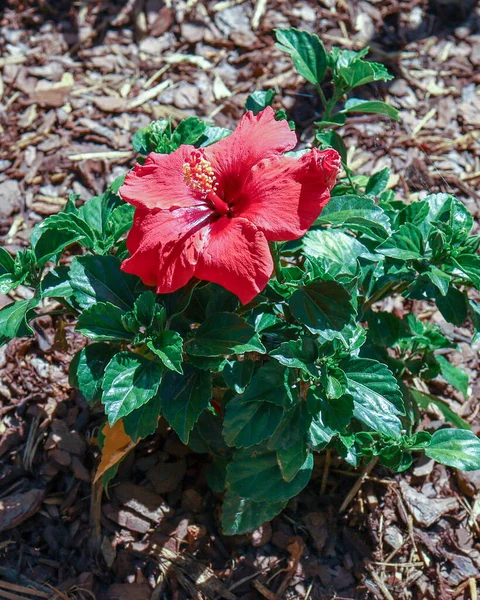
94,420,137,484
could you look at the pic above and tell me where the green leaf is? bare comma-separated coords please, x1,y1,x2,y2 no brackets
425,429,480,470
70,343,117,403
314,114,347,130
173,117,207,146
0,249,20,293
427,267,450,296
315,194,391,238
328,46,370,70
309,386,353,431
111,174,127,193
453,254,480,289
76,302,134,341
409,388,470,430
470,300,480,343
343,358,404,439
69,255,137,310
188,354,227,372
223,360,254,394
366,310,402,347
316,130,347,164
0,273,22,295
133,291,156,327
206,457,229,493
223,396,284,448
188,410,229,456
240,362,295,409
187,312,265,356
102,352,163,425
221,490,286,535
376,224,424,260
275,28,327,85
132,119,173,155
342,98,399,120
122,392,163,442
308,415,334,450
303,229,375,276
147,330,184,374
398,200,431,227
378,444,404,470
205,284,240,317
0,298,38,344
322,394,353,431
34,230,86,268
436,355,469,398
31,208,88,238
277,443,309,482
270,337,318,376
199,126,232,147
41,266,74,299
227,448,313,502
246,89,275,114
107,203,134,243
337,59,393,90
78,189,124,237
423,193,473,238
267,401,311,451
159,365,211,444
289,281,355,333
33,213,96,266
365,167,390,197
435,287,468,326
326,366,348,400
0,247,14,275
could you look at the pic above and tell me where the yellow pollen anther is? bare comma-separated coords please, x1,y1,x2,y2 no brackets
182,150,217,195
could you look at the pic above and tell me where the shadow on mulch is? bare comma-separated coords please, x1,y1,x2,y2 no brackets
375,0,479,50
0,0,131,52
289,0,480,136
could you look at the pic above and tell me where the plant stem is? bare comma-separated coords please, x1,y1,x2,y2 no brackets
361,281,411,316
316,84,329,113
343,162,357,192
324,97,337,121
270,242,285,283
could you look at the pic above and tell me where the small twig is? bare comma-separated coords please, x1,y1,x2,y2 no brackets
0,581,49,599
330,468,392,485
68,151,134,161
369,570,395,600
452,579,474,598
470,578,478,600
384,539,407,564
252,580,278,600
372,561,423,568
320,450,331,494
339,457,379,513
251,0,267,29
226,565,280,595
304,582,314,600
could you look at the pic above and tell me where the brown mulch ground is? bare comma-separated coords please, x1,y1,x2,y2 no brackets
1,1,480,598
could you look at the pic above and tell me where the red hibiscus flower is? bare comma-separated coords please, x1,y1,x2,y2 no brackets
119,107,340,304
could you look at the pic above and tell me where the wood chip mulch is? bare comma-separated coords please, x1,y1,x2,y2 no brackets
1,1,480,598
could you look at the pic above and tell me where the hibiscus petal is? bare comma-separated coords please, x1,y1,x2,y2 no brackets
119,145,205,210
205,107,297,201
122,206,212,292
194,217,273,305
234,148,341,241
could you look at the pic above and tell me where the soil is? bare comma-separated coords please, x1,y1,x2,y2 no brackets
0,1,480,599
